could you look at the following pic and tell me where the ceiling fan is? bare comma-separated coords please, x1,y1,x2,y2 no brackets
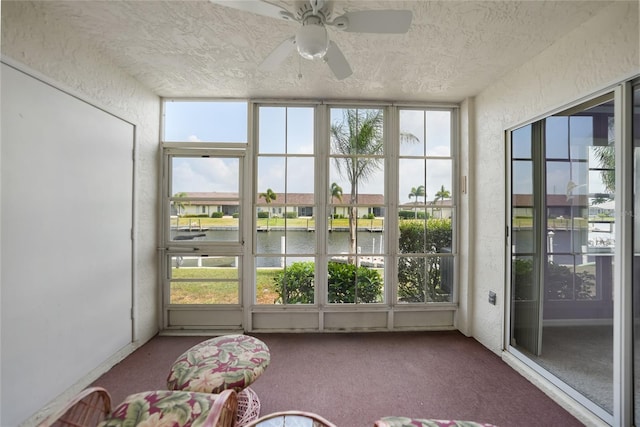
210,0,413,80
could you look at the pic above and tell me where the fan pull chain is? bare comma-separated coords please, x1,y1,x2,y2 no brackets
297,55,303,80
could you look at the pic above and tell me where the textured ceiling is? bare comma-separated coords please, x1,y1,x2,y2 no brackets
32,0,611,102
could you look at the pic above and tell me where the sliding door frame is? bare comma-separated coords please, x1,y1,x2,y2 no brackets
505,79,638,426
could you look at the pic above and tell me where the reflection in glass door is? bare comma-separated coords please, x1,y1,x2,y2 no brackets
510,94,616,419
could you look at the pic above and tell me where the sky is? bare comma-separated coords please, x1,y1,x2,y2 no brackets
511,116,611,198
164,101,454,204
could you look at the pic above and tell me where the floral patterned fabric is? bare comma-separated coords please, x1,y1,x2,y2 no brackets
167,334,271,394
374,417,498,427
97,390,222,427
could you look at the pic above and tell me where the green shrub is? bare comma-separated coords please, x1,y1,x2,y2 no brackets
285,212,298,219
273,262,315,304
232,212,239,218
210,212,224,218
397,219,452,302
257,211,269,219
361,213,375,219
513,258,595,301
328,261,382,303
273,261,383,304
399,210,428,219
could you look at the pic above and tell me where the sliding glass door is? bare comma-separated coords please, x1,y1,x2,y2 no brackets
510,94,616,419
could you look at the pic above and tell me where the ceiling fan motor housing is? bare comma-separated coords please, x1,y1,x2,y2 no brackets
294,0,333,23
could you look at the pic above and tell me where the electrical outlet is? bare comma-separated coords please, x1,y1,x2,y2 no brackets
488,291,497,305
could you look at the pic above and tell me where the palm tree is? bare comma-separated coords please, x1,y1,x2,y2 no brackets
433,185,450,218
330,182,343,203
408,185,426,218
330,182,343,221
331,109,418,259
259,188,277,229
415,185,426,203
173,192,188,216
593,145,615,194
331,110,384,258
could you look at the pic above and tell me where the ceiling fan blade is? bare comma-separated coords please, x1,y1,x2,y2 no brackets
209,0,296,22
259,37,296,72
334,10,412,33
324,41,352,80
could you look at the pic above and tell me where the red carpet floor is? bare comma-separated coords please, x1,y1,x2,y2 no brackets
92,331,583,427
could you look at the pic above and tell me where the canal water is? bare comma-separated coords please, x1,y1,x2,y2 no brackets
173,229,384,267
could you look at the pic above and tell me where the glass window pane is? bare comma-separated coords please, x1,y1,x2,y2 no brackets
172,157,239,193
330,163,352,200
287,107,314,154
328,259,384,304
399,110,425,156
426,110,451,157
399,217,426,254
569,116,592,160
399,159,425,210
426,159,452,211
287,157,314,195
256,258,282,304
398,256,427,302
256,227,284,254
358,163,384,196
546,161,571,196
285,226,316,255
327,218,350,254
330,108,384,156
397,255,450,303
169,255,239,304
545,116,569,159
170,215,239,242
259,107,286,154
328,217,382,255
271,258,316,304
512,160,533,195
257,157,285,196
512,125,532,159
330,157,385,198
169,155,241,243
164,101,247,143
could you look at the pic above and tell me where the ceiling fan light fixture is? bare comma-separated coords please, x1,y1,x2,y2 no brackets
295,23,329,60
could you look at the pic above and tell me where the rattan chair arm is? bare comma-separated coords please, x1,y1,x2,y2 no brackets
203,389,239,427
37,386,112,427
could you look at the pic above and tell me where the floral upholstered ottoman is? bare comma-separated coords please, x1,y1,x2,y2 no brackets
167,334,271,394
373,417,499,427
167,334,271,426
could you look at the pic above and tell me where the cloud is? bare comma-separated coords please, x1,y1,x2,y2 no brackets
172,157,239,193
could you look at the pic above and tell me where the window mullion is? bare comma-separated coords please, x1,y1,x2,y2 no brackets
315,104,329,308
387,106,399,307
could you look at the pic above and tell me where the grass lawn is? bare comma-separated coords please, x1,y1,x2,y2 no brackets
170,267,282,305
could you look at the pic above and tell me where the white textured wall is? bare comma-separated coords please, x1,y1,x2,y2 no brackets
1,1,160,424
470,1,639,353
